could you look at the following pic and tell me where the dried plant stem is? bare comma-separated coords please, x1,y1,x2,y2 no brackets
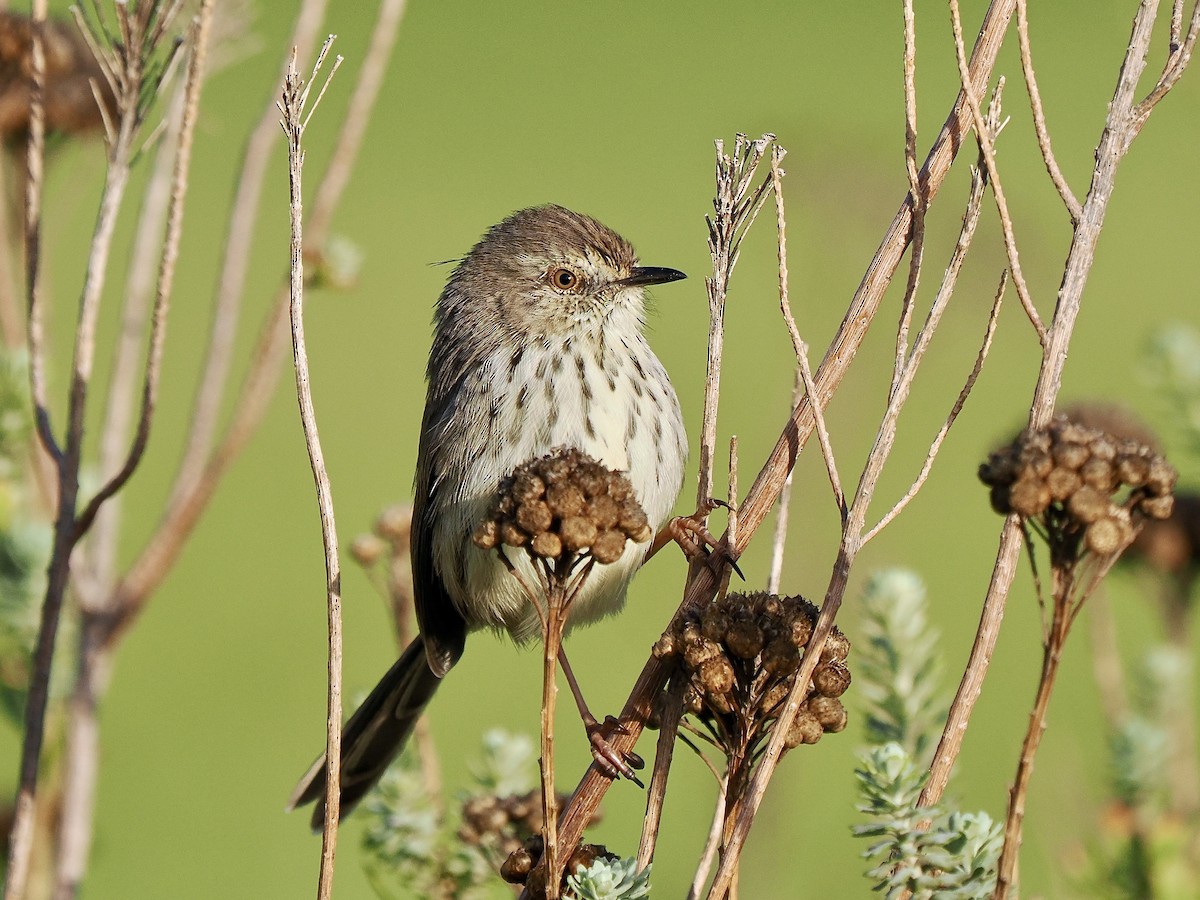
1015,0,1081,221
110,0,405,638
993,571,1072,897
922,0,1194,812
540,583,564,900
770,148,842,514
281,38,345,900
636,675,685,871
765,368,801,595
6,1,159,892
949,0,1045,345
687,775,729,900
551,0,1017,867
55,7,213,895
894,0,925,400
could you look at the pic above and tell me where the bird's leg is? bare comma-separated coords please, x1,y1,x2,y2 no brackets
644,498,743,579
556,646,645,786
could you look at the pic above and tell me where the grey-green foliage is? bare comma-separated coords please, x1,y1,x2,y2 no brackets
0,350,52,728
854,743,1001,899
1142,323,1200,458
362,729,535,900
854,570,1000,898
857,569,946,761
565,857,651,900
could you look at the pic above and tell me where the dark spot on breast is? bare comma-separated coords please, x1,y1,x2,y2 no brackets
536,356,548,379
509,346,524,381
516,383,528,410
585,415,596,439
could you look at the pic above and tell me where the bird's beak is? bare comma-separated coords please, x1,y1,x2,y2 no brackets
619,266,687,287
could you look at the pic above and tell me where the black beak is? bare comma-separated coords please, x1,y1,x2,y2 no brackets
619,266,687,287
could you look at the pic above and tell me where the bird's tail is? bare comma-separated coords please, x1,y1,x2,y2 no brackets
288,637,442,829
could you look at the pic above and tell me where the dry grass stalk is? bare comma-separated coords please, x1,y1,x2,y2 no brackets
922,0,1200,819
280,35,345,900
549,1,1019,877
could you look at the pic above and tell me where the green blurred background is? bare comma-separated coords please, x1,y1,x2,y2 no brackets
4,0,1199,896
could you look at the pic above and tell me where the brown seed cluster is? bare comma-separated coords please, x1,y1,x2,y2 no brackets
979,416,1177,556
500,836,615,895
653,591,850,752
0,12,114,142
473,448,652,565
459,790,557,861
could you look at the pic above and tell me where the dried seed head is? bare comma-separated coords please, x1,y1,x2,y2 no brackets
349,533,387,567
657,591,851,759
813,661,851,697
980,415,1178,564
474,448,653,564
783,711,824,748
807,695,848,732
374,503,413,545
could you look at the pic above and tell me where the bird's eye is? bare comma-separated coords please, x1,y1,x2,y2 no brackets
548,267,580,291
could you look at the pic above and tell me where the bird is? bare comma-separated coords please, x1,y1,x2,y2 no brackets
289,204,689,826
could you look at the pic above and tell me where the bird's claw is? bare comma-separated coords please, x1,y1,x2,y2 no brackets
669,500,744,581
587,715,645,787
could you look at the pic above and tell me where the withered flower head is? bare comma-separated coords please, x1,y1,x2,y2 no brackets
473,448,652,565
979,415,1177,559
653,591,851,755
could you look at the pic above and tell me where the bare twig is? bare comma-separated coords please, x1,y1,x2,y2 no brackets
864,269,1006,544
1015,0,1082,221
55,6,214,895
922,0,1195,816
893,0,925,401
770,147,843,515
24,0,59,467
949,0,1046,346
765,368,801,595
687,776,729,900
6,4,188,894
5,3,52,892
697,134,774,509
637,676,685,871
552,0,1020,870
163,0,331,548
110,0,407,639
280,37,345,900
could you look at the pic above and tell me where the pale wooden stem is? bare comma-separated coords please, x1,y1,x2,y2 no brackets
281,38,345,900
551,0,1019,868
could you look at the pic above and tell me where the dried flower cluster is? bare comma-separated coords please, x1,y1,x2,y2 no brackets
459,789,586,864
979,416,1176,557
0,12,113,142
473,448,652,565
501,836,615,895
653,591,850,753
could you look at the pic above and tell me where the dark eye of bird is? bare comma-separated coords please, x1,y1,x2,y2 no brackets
549,267,580,291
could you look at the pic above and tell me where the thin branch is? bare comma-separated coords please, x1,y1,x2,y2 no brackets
770,148,843,516
949,0,1046,345
163,0,330,538
864,269,1006,544
25,1,60,466
687,777,729,900
110,0,407,639
636,676,685,872
765,368,801,596
281,38,345,900
922,0,1171,813
551,0,1019,865
1134,0,1200,120
74,3,212,543
893,0,926,401
55,6,214,894
1015,0,1082,221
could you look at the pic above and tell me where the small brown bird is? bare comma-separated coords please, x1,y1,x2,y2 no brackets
290,205,688,825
